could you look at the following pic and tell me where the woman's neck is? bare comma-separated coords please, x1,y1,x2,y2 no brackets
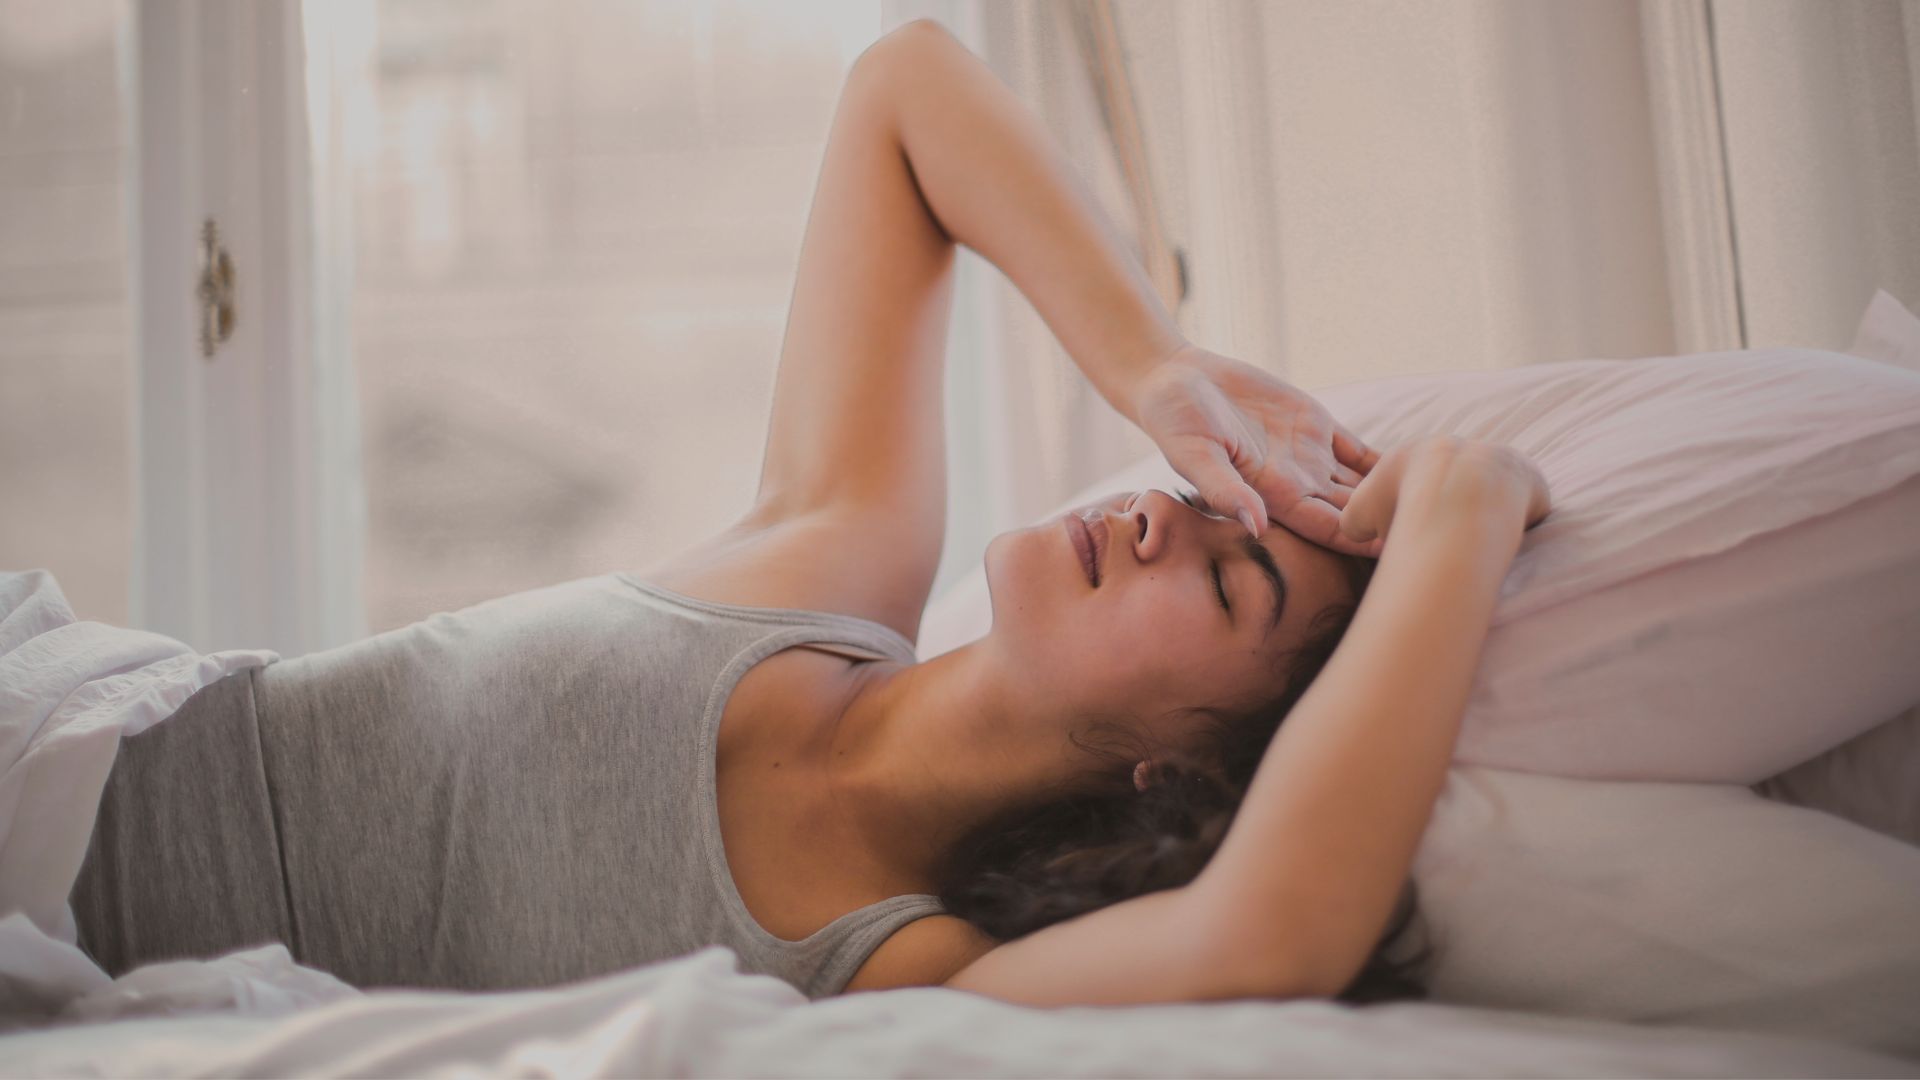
810,637,1081,893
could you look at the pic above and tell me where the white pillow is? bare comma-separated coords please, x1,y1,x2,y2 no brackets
1409,765,1920,1059
922,341,1920,785
1754,701,1920,847
1849,287,1920,372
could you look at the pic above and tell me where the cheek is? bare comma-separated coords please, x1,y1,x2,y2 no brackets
1107,579,1225,675
985,533,1235,684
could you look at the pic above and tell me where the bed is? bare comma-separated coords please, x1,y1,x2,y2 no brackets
3,293,1918,1077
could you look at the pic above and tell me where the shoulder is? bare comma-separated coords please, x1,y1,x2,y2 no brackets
840,914,998,994
636,507,930,648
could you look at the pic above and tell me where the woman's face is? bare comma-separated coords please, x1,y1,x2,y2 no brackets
981,487,1359,738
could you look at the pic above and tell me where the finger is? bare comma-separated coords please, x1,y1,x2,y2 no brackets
1171,438,1270,538
1277,497,1351,553
1333,426,1379,473
1319,483,1353,509
1321,524,1386,559
1166,438,1251,514
1313,502,1384,558
1332,463,1363,487
1225,481,1270,539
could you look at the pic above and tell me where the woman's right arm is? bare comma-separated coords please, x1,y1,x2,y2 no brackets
1190,437,1541,998
930,439,1545,1006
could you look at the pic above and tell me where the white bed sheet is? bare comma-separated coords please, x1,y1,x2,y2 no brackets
3,945,1916,1078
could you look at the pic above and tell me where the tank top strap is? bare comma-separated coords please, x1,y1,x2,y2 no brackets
802,893,952,998
616,572,946,998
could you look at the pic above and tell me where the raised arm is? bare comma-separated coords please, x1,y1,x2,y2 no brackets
937,439,1545,1005
741,18,1203,638
875,20,1187,416
1190,438,1538,996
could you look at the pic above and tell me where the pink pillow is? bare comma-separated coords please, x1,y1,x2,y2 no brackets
921,343,1920,784
1309,346,1920,783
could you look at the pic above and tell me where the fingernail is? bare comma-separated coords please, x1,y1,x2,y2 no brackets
1237,509,1260,537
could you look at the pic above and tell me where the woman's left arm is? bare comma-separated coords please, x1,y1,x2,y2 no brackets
745,18,1196,631
870,21,1187,421
746,20,1368,636
852,19,1381,556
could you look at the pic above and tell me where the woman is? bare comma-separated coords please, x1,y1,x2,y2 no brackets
70,20,1548,1007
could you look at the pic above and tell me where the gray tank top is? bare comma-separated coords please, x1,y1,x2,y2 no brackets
246,571,948,999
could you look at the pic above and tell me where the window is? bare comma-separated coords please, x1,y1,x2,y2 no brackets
347,0,880,630
0,0,131,624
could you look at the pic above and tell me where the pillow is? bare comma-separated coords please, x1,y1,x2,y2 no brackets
1407,765,1920,1059
920,339,1920,785
1849,287,1920,372
1752,701,1920,847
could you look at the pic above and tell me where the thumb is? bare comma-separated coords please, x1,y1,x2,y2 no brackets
1227,484,1268,540
1168,438,1267,538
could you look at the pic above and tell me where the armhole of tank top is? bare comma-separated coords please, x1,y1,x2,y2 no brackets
789,640,896,664
618,573,917,665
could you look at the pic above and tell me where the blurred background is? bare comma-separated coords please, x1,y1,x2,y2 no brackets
3,0,1917,653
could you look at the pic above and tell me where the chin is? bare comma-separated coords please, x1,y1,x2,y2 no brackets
980,530,1011,623
980,523,1067,632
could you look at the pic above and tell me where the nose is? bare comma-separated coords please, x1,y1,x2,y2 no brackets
1113,487,1241,573
1118,488,1182,564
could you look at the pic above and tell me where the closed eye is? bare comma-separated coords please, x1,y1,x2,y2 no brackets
1175,487,1288,637
1175,489,1232,615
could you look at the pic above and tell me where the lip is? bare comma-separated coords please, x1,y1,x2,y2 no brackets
1082,509,1110,585
1066,514,1097,587
1067,509,1109,587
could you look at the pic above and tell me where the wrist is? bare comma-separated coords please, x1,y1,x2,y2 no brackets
1112,336,1198,425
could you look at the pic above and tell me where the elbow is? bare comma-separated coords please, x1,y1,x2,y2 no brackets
1185,883,1343,1003
851,18,965,86
877,17,962,53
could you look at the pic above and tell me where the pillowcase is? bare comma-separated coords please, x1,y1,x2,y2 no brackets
1849,287,1920,372
920,337,1920,785
1752,701,1920,847
1407,764,1920,1060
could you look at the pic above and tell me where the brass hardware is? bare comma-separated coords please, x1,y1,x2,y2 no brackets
196,218,235,359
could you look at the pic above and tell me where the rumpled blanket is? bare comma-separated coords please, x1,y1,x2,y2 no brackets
0,569,303,1024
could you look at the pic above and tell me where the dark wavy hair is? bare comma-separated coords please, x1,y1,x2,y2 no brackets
931,500,1436,1004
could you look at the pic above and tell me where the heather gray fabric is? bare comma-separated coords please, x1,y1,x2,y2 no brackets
70,572,947,1000
70,667,296,977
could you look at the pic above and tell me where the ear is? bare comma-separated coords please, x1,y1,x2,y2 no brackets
1132,759,1154,792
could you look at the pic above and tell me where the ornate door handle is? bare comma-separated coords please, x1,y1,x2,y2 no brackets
196,218,235,359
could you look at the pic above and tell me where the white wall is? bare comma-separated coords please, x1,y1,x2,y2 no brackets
1135,0,1677,391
